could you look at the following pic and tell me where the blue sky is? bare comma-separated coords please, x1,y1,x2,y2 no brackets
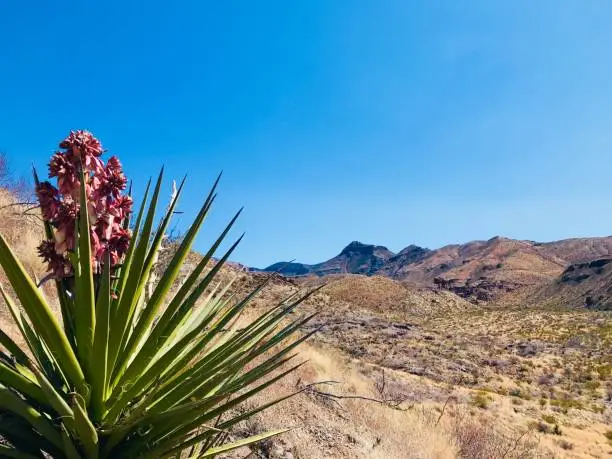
1,1,612,267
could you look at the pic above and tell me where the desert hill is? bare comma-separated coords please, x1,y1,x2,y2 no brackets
536,257,612,310
261,236,612,303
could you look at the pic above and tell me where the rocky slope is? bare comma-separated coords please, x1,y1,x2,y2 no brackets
260,236,612,303
536,257,612,310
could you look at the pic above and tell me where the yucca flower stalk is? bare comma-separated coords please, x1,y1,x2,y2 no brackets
0,131,315,458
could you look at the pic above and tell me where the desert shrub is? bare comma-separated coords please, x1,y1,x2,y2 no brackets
541,414,557,424
531,421,551,434
453,411,542,459
0,131,312,458
605,429,612,443
550,397,583,413
597,364,612,379
584,380,601,391
529,420,561,436
510,387,532,400
591,403,605,414
471,391,492,409
555,439,573,450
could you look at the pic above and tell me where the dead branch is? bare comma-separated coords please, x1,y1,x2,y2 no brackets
299,377,410,411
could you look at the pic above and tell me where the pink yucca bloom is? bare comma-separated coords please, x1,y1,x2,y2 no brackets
37,130,132,278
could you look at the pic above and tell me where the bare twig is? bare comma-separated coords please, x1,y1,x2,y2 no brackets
435,395,456,426
300,378,409,411
500,430,527,459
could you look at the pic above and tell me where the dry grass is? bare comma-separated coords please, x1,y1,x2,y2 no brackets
0,188,54,347
224,343,459,458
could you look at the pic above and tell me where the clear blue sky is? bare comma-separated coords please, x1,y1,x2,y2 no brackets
1,1,612,267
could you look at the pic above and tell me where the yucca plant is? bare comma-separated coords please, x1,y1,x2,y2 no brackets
0,131,315,458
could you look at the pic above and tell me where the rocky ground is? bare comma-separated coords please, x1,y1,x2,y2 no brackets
213,272,612,458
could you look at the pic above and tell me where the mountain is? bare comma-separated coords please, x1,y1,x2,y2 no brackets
376,245,431,277
260,241,395,277
395,236,567,284
535,257,612,310
260,236,612,303
533,236,612,263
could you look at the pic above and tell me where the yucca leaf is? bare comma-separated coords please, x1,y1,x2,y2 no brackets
0,328,31,366
0,362,48,408
111,228,242,400
195,429,290,458
107,169,164,378
112,178,151,310
136,278,269,414
33,167,75,346
155,321,281,406
61,424,82,459
21,317,67,391
114,179,217,385
104,289,235,421
70,394,99,459
0,444,43,459
225,330,318,394
1,283,67,392
91,253,111,423
73,168,96,377
5,163,313,459
168,288,309,391
120,176,221,365
154,211,242,341
111,171,178,372
142,215,242,361
147,363,303,457
0,238,86,394
30,365,76,435
0,413,51,458
0,384,63,450
101,394,226,455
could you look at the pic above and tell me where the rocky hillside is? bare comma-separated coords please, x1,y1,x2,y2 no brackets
536,257,612,310
260,236,612,302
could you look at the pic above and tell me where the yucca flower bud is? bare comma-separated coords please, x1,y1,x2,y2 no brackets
37,130,132,278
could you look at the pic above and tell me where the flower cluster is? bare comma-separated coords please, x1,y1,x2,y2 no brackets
37,131,132,277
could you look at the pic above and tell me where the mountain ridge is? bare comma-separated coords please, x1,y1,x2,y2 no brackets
258,235,612,303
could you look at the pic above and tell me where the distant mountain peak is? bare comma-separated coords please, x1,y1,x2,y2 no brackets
340,241,390,255
396,244,429,255
487,235,510,243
